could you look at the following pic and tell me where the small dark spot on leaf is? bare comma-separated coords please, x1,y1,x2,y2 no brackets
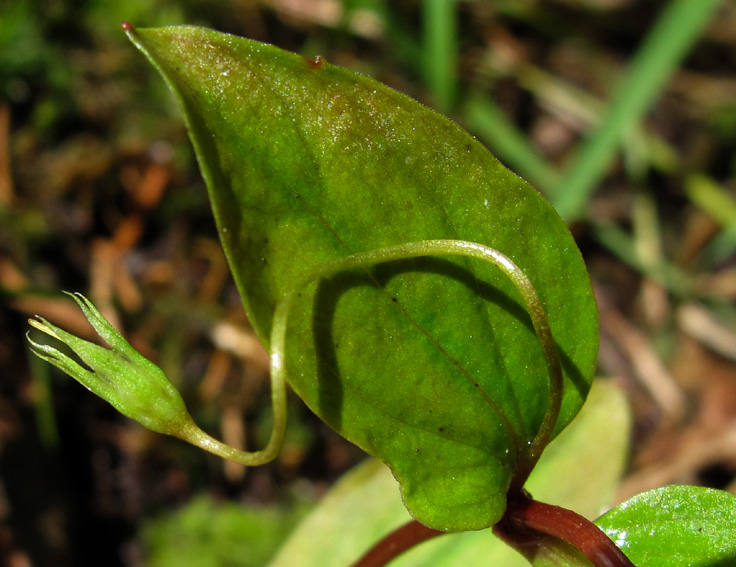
304,55,325,68
295,193,301,198
391,297,397,303
474,383,479,388
439,427,444,432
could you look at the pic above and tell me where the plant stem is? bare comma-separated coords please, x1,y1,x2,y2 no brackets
350,520,445,567
495,492,636,567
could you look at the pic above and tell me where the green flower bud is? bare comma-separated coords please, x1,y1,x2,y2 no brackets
27,292,196,437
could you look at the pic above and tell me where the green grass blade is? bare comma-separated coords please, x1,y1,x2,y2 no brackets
551,0,725,221
422,0,458,112
686,174,736,263
591,223,692,297
686,174,736,227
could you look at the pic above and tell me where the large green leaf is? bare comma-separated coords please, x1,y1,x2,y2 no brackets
126,24,598,531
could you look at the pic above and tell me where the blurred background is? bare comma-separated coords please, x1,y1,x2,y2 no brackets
2,1,736,566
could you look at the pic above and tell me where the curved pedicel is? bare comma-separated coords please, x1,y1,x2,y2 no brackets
25,240,560,475
271,239,563,490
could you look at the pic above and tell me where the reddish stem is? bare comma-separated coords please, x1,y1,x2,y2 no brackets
495,492,636,567
350,495,635,567
351,520,446,567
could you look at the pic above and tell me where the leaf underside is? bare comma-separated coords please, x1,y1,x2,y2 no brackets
126,25,598,531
